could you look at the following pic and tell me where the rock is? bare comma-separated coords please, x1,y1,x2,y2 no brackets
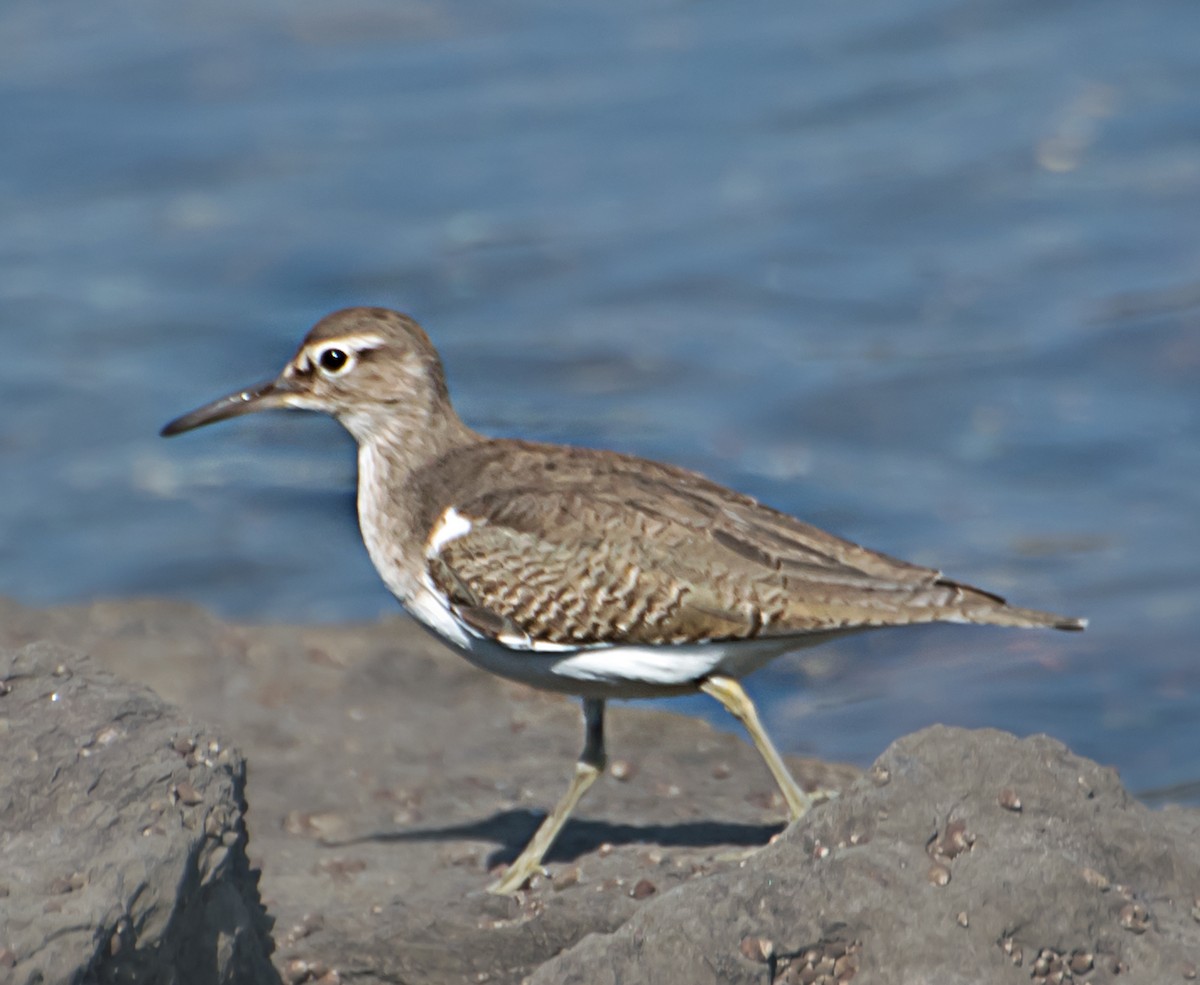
0,641,277,985
3,598,1197,985
0,598,857,983
530,726,1200,985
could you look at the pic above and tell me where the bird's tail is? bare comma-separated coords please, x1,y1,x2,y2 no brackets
941,580,1087,631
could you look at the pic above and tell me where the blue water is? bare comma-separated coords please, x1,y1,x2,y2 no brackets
2,0,1198,800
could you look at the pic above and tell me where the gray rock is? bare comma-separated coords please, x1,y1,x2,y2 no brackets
3,598,1197,985
0,598,857,984
0,641,277,985
531,726,1200,985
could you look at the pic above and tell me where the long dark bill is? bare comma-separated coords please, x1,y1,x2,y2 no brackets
160,379,293,437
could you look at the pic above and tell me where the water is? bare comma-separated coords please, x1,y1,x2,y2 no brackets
2,0,1197,801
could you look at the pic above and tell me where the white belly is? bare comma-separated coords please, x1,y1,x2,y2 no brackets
403,576,832,699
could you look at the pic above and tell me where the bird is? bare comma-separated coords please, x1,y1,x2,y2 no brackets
161,306,1085,894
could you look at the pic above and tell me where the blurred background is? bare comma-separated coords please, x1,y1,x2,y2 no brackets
2,0,1197,799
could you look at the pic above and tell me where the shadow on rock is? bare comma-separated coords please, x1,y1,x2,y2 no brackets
321,809,784,867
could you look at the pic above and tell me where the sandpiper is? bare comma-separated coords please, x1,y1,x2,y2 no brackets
162,307,1085,894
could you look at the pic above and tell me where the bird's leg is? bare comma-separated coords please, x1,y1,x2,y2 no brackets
488,697,606,895
700,675,816,821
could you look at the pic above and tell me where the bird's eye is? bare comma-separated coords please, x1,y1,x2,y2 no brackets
318,347,350,373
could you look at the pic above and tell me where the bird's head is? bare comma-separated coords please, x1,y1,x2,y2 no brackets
162,307,463,447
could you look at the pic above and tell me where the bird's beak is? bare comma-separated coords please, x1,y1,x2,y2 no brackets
160,377,299,437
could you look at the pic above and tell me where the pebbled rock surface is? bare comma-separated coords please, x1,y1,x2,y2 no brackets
0,598,857,984
0,640,277,985
3,597,1197,985
531,726,1200,985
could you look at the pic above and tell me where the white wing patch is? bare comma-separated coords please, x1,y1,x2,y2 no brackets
426,506,474,557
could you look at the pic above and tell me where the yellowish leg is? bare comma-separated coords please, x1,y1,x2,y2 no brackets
488,698,606,895
700,674,816,821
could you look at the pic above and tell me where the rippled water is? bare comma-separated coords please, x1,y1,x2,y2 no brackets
2,0,1198,800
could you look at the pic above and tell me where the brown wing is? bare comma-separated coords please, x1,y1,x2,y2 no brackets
424,461,1078,649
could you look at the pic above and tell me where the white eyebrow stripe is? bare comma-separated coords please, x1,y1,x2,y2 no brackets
315,333,386,354
290,333,387,376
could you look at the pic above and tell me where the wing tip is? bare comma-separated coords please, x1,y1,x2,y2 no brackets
987,605,1088,632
